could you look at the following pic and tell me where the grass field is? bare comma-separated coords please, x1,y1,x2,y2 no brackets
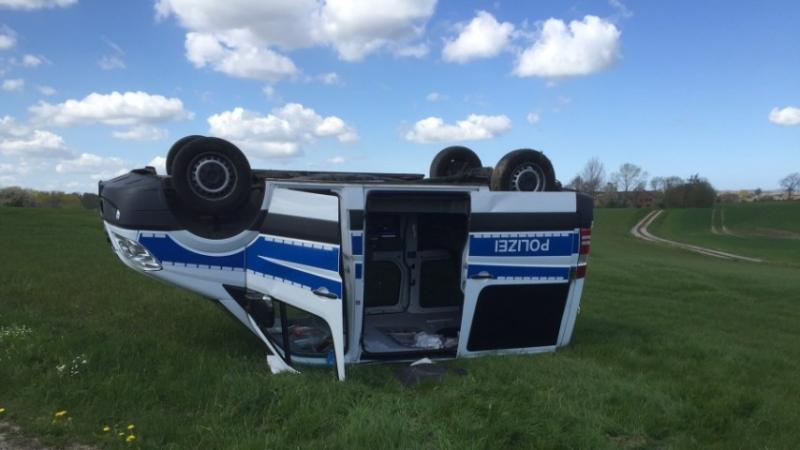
720,201,800,236
1,206,800,449
649,206,800,266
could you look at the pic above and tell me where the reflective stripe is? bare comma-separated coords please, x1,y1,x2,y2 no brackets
467,264,570,281
251,235,339,272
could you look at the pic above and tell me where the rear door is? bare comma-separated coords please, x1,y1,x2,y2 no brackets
458,190,582,357
245,187,347,380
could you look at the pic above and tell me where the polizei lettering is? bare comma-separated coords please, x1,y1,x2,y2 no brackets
494,238,551,254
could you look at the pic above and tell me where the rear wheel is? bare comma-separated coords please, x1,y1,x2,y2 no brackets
429,146,482,178
490,149,556,192
171,137,252,214
166,135,204,175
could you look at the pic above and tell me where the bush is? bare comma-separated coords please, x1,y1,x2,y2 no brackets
663,175,716,208
0,186,38,207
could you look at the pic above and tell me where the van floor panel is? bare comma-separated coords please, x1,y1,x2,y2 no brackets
362,311,460,354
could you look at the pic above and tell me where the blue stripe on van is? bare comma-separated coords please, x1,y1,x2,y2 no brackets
139,234,245,268
250,236,339,272
246,253,342,298
351,234,363,255
467,264,570,281
469,232,576,257
355,262,363,279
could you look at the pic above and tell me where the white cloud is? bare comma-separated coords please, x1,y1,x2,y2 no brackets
327,155,345,164
147,156,167,174
394,43,429,58
769,106,800,126
526,112,540,124
609,0,633,19
156,0,436,71
112,125,169,141
514,15,621,78
318,72,341,85
405,113,512,143
22,54,42,67
207,103,358,158
2,78,24,91
30,91,192,127
0,26,17,50
0,129,69,158
98,55,125,70
185,31,298,82
55,152,128,181
37,85,56,96
442,11,514,63
426,92,445,102
0,0,77,9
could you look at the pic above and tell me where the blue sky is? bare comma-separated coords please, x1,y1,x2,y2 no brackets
0,0,797,192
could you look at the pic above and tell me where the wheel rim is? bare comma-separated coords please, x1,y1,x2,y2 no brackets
510,163,546,191
188,153,236,200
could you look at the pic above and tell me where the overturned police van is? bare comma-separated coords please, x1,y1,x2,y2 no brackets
99,136,593,380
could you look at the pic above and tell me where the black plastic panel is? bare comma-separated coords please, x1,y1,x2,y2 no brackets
469,212,578,232
467,284,569,351
261,213,340,244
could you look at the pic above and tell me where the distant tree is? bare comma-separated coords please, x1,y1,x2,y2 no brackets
650,176,665,192
663,175,716,208
611,163,648,207
579,157,605,200
780,173,800,198
754,188,763,198
80,192,100,209
566,175,584,191
0,187,37,207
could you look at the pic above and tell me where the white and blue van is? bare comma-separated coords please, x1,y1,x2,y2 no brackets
99,136,593,380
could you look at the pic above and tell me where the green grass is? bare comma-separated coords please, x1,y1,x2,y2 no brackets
2,207,800,449
720,201,800,235
649,207,800,266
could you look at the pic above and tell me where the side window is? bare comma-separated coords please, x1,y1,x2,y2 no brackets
265,300,335,359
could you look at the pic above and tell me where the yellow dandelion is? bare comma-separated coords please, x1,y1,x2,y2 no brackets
54,410,67,418
118,432,125,437
126,435,136,443
102,425,111,432
127,424,135,430
0,407,6,414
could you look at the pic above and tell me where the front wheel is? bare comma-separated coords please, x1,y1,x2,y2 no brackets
490,149,556,192
171,137,252,215
429,146,482,178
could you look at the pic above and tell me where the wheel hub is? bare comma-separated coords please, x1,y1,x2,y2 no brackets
189,154,236,200
511,164,545,191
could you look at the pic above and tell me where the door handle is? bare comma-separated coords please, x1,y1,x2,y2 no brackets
312,287,338,299
470,271,495,280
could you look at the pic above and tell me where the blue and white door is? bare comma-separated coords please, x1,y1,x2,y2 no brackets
245,187,346,380
457,191,581,357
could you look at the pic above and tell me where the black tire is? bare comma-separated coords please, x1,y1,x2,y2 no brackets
429,146,482,178
490,149,557,192
166,135,204,175
171,137,252,214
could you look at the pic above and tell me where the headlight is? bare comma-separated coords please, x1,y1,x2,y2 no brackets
113,233,162,271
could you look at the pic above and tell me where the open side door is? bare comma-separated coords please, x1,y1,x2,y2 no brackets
457,191,580,357
245,187,346,380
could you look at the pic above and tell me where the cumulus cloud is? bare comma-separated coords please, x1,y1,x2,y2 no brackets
318,72,341,85
442,11,514,63
55,152,128,181
0,130,69,158
514,15,621,78
22,54,42,67
0,0,77,9
112,125,169,141
2,78,24,91
0,26,17,50
426,92,445,102
207,103,358,158
526,112,540,124
155,0,436,75
769,106,800,126
29,91,192,127
185,31,298,82
394,43,429,58
405,113,512,143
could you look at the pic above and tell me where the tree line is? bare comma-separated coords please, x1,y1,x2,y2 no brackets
0,186,99,209
567,159,797,208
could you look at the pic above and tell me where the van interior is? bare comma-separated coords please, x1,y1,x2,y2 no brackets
361,192,470,357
